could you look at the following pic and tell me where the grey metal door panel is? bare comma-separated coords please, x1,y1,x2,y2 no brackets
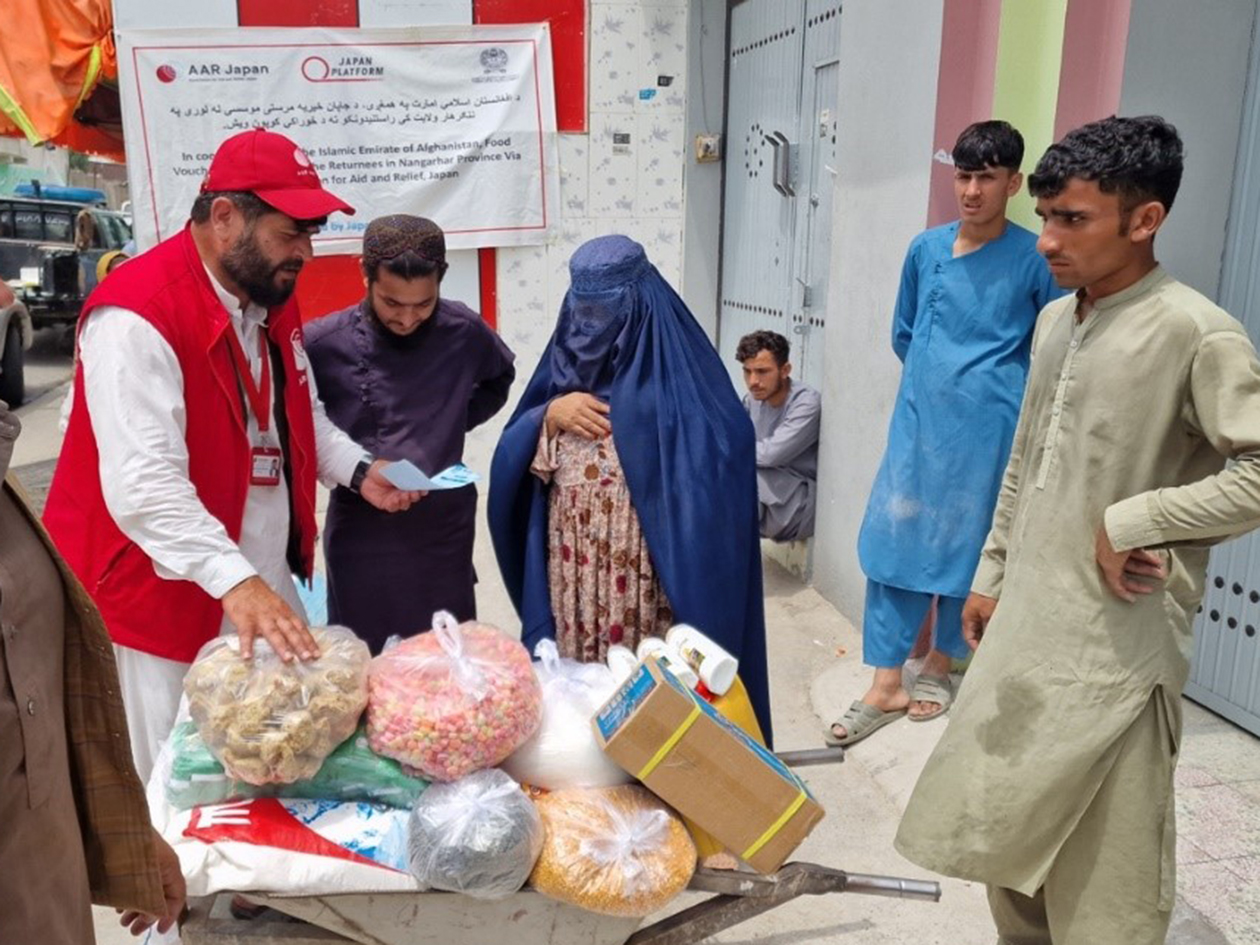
1187,26,1260,735
791,0,841,386
719,0,807,390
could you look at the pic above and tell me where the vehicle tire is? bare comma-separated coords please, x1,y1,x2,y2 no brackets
0,322,25,407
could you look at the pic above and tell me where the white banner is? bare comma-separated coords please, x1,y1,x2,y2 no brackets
117,25,559,254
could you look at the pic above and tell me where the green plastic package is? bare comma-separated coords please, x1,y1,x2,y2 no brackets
166,721,427,810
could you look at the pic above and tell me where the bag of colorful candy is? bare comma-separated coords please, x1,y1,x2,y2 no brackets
366,611,542,781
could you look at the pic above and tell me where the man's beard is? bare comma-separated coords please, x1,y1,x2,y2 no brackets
222,229,302,308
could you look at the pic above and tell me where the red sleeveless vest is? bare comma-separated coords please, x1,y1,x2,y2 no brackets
44,227,319,662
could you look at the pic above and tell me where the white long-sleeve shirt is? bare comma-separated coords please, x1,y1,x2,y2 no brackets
76,267,367,630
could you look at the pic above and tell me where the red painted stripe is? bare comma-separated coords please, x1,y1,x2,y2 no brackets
475,0,587,133
478,247,498,330
1054,0,1131,139
927,0,1003,227
237,0,359,27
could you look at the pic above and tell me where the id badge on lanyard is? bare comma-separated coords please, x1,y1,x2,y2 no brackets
226,325,283,488
250,446,283,486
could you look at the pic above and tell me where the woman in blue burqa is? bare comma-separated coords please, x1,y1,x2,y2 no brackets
488,235,772,741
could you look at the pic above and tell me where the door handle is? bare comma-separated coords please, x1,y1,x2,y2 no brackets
765,131,795,197
765,133,786,196
771,131,791,196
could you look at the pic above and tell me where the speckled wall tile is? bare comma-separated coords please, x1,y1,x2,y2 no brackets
589,4,641,111
640,3,688,110
635,111,686,217
558,133,590,219
495,243,550,360
588,112,640,217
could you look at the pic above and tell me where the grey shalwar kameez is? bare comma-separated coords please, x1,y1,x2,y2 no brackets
744,380,821,541
894,268,1260,944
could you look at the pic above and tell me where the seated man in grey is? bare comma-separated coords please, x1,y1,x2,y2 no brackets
737,331,821,541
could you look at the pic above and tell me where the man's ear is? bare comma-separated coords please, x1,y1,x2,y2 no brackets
208,196,238,239
1127,200,1167,244
1005,171,1023,198
783,361,793,378
360,260,370,289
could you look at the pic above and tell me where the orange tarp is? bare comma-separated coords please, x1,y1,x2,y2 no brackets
0,0,123,160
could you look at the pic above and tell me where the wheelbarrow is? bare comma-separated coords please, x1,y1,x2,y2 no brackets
180,748,942,945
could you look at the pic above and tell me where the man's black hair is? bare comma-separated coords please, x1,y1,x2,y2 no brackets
367,251,447,284
952,120,1024,172
189,190,274,225
1027,115,1184,214
735,330,790,367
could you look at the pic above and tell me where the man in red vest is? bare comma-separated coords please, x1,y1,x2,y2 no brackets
44,128,422,781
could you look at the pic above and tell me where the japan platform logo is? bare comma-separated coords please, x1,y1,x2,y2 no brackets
479,47,509,74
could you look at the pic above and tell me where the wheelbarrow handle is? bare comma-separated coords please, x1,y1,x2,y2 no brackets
774,746,845,767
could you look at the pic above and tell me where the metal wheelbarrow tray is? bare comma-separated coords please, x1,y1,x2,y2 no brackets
180,748,941,945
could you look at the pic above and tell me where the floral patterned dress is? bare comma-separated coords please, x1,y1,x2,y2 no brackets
531,429,674,662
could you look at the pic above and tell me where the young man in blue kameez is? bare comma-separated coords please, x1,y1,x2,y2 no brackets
828,120,1063,746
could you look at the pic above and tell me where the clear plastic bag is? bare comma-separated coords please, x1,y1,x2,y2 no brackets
183,626,370,785
407,769,543,899
530,785,696,917
502,640,631,790
367,612,542,781
165,721,427,810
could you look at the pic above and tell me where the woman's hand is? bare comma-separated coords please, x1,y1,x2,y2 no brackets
546,393,612,440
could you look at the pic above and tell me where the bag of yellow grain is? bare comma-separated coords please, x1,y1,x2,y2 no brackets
530,785,695,916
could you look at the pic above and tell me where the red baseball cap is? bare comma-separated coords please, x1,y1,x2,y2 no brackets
201,127,354,220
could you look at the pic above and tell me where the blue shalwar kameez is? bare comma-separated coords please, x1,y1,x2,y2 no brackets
858,221,1061,665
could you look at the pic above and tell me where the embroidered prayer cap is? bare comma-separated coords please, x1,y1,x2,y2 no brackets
362,215,448,276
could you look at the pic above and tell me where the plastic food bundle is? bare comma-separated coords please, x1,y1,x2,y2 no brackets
165,722,427,810
530,785,696,917
502,640,630,790
184,626,370,785
407,768,543,899
367,612,542,781
164,797,420,896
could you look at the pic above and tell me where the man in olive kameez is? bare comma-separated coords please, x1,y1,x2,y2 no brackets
895,116,1260,944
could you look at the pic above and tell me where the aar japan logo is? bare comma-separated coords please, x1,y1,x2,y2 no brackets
156,64,177,83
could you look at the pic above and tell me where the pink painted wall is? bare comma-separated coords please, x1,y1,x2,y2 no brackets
927,0,1003,226
1053,0,1131,140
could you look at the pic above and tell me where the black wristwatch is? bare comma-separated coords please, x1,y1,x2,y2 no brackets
350,458,372,494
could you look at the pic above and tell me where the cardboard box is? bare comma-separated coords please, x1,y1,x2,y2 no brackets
592,657,825,874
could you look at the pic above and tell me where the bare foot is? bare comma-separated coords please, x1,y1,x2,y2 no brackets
908,649,953,719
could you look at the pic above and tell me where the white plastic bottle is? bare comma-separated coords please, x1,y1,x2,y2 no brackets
636,637,700,689
605,644,640,684
665,624,738,696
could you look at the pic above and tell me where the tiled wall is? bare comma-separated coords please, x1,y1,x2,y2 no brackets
495,0,691,394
